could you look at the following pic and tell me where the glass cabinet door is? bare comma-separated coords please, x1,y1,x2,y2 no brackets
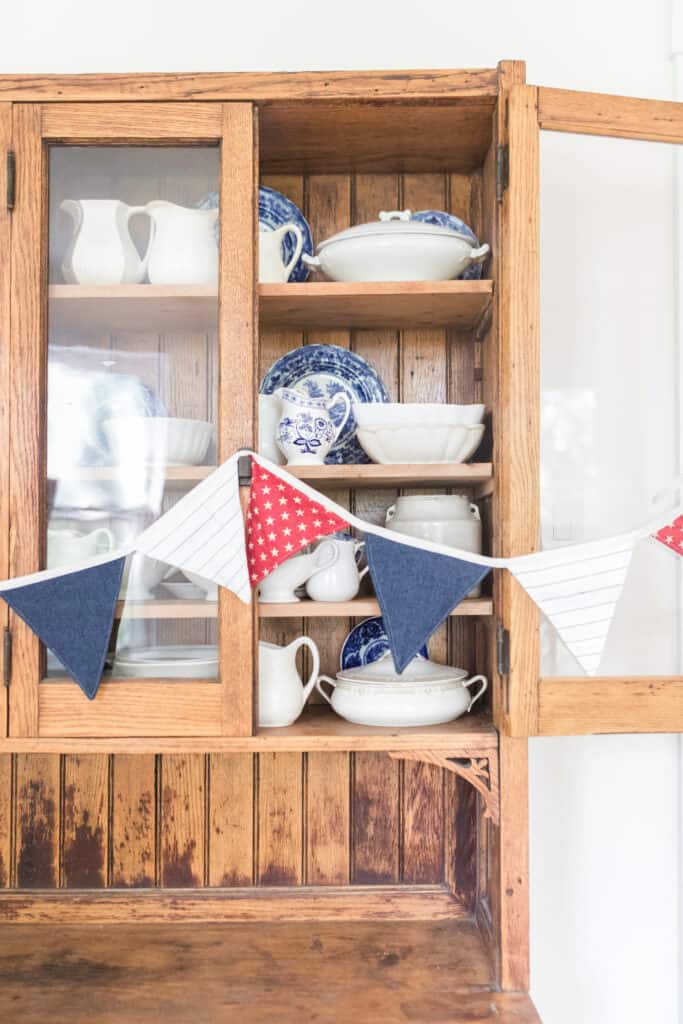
8,104,256,738
502,85,683,736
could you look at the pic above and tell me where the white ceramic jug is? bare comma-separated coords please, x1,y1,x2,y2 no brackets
305,537,369,602
47,526,115,569
386,494,483,596
258,636,320,727
60,199,148,285
275,387,352,466
259,224,304,283
258,393,284,464
258,541,339,603
143,200,219,285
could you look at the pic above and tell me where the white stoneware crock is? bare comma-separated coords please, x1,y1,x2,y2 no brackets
302,210,490,282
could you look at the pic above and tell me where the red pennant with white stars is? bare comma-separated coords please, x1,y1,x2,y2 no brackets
246,458,351,586
653,515,683,556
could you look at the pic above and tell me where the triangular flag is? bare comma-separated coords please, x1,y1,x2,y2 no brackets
136,454,251,604
365,533,490,672
247,458,350,586
508,532,638,675
653,515,683,556
0,556,125,699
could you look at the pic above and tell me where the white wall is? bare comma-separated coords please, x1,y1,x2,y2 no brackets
1,2,680,1021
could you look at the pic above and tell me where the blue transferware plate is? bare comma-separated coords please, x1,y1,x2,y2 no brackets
196,186,314,283
341,617,428,671
411,210,484,280
260,344,388,465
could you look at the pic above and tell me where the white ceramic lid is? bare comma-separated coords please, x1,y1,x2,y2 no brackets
316,210,472,249
337,655,468,686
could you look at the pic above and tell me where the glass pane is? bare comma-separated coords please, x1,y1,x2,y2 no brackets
46,146,220,683
540,131,681,675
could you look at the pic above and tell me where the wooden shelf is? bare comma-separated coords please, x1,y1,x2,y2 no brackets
48,281,493,333
56,462,493,492
289,461,492,492
259,280,493,330
1,707,496,753
258,597,493,618
114,596,492,620
49,284,217,332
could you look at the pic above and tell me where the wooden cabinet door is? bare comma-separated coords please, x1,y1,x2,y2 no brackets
8,102,256,739
500,85,683,736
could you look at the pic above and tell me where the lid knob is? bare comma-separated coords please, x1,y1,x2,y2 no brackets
379,209,412,222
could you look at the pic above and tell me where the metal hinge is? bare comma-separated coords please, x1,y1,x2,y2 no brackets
496,622,510,677
237,453,252,486
3,628,11,687
6,150,15,211
496,144,509,203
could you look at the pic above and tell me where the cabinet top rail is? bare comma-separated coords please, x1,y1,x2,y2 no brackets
0,67,505,103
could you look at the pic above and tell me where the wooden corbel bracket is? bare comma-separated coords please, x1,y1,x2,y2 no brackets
388,748,500,826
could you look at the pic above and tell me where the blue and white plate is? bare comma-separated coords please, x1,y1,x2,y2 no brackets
260,344,388,464
411,210,483,280
340,617,428,671
196,186,314,283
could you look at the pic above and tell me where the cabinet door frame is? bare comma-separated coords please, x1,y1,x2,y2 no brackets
501,84,683,736
8,101,256,739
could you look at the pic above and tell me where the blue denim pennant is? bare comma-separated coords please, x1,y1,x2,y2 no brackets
365,533,490,672
0,556,126,700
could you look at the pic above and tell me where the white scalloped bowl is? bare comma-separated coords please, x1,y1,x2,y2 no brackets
353,402,485,429
356,422,485,464
102,416,214,466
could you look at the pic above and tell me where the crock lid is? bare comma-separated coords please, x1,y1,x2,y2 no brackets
316,210,472,249
337,655,468,685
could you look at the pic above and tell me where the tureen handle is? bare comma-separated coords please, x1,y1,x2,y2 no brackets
302,253,321,268
463,674,488,711
379,209,412,222
466,243,490,266
315,675,337,705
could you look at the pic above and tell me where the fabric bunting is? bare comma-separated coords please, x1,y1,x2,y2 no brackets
136,452,251,604
246,457,350,586
0,555,126,699
653,515,683,557
508,532,639,675
365,532,491,672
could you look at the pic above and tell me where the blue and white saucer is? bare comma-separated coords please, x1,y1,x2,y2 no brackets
196,186,313,283
340,617,428,671
260,344,388,464
411,210,483,280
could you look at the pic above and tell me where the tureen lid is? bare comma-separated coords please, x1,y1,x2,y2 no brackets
316,210,473,249
337,654,468,685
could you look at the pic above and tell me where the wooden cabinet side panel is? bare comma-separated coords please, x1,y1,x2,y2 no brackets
0,105,10,738
8,104,45,737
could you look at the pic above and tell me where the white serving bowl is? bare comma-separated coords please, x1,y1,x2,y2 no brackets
356,422,485,464
353,403,485,428
102,416,214,466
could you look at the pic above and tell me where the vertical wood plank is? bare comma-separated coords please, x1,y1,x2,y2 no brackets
0,105,11,738
62,754,109,888
111,754,156,888
14,754,59,888
219,102,257,736
306,752,349,885
0,754,11,887
444,774,477,910
402,761,444,884
160,754,206,887
208,753,254,886
351,752,399,884
499,85,540,735
257,752,302,885
8,105,45,737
